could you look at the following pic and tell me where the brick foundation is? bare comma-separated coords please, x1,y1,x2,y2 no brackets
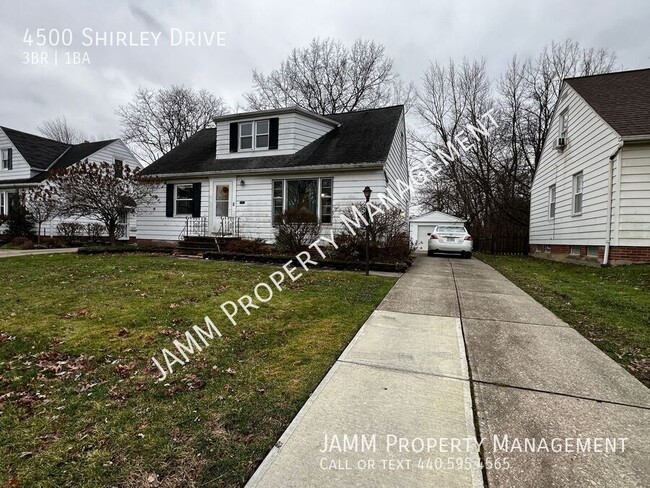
530,244,650,265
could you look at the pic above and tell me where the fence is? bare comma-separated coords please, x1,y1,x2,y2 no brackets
474,235,529,255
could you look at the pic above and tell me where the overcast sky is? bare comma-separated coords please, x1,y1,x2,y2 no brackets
2,0,649,140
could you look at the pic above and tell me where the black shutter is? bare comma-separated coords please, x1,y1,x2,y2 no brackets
269,118,279,150
7,148,12,170
229,122,238,152
192,182,201,217
166,184,174,217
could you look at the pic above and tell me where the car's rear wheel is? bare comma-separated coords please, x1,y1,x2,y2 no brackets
428,250,434,257
464,252,472,259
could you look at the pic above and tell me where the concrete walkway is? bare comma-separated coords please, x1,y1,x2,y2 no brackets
247,256,650,487
0,248,78,258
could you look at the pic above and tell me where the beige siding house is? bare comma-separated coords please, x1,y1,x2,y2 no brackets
529,68,650,264
139,105,409,244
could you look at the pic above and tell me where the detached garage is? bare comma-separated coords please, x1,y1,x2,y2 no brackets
410,211,466,251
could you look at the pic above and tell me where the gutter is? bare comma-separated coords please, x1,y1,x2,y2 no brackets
143,161,386,179
603,139,624,266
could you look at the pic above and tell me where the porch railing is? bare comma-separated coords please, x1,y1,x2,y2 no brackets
178,216,240,241
215,216,240,238
179,217,208,240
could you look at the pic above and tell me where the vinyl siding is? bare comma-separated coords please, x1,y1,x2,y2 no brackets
234,169,387,241
137,170,387,243
529,84,621,246
0,140,142,237
215,113,333,159
0,128,36,181
617,143,650,246
382,111,409,214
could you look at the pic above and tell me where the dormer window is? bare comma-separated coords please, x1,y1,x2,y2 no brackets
1,148,12,171
239,120,269,151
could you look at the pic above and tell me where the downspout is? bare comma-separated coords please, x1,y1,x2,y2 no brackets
603,139,624,265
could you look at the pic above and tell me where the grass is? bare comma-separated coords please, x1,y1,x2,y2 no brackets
0,253,396,487
476,254,650,387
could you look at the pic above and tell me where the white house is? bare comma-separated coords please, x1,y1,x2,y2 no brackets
409,210,466,251
0,126,141,238
530,68,650,265
138,105,409,244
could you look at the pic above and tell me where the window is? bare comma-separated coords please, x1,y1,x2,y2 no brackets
114,159,123,178
239,120,269,151
215,184,229,216
175,184,194,215
320,178,332,224
1,148,12,170
587,246,599,257
559,109,568,140
572,172,583,215
545,245,552,253
0,191,6,215
272,178,332,224
570,245,581,256
287,179,318,216
435,226,466,234
548,185,556,219
272,180,284,224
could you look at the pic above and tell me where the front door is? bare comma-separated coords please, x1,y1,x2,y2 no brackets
211,181,233,234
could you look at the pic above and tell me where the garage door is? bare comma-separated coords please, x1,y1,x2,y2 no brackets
416,225,436,250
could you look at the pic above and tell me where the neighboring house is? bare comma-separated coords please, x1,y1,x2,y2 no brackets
138,105,409,244
0,127,141,238
530,68,650,265
409,211,466,251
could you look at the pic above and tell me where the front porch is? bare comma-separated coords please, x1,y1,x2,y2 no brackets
178,216,241,251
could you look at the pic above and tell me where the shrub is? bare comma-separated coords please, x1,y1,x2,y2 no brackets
331,204,415,263
11,236,34,249
274,210,321,253
56,222,85,245
86,223,106,242
220,238,271,254
5,193,34,237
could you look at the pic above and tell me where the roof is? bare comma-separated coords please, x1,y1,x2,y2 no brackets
142,105,404,175
0,126,117,179
565,68,650,137
410,210,465,223
1,126,70,170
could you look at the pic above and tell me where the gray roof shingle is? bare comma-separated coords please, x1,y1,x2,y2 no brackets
142,105,404,175
566,68,650,137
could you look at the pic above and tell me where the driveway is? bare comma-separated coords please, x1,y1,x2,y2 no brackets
247,255,650,487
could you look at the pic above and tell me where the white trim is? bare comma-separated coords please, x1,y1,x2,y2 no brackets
213,106,341,127
209,179,235,233
548,184,556,220
173,183,194,217
571,171,584,216
238,119,270,152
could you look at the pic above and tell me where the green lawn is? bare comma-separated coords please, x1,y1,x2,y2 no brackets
476,254,650,387
0,254,396,487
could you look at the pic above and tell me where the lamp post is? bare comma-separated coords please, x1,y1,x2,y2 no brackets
363,186,372,275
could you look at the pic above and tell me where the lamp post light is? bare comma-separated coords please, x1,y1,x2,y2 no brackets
363,186,372,275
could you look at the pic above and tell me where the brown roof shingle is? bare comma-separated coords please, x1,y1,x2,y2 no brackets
566,68,650,137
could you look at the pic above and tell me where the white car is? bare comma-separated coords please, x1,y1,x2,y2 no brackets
427,225,473,258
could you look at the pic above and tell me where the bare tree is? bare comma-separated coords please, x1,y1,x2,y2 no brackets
117,85,228,163
47,161,159,245
412,39,617,237
23,186,59,243
244,38,411,114
37,116,87,144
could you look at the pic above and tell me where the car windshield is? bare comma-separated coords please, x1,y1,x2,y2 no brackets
436,226,466,234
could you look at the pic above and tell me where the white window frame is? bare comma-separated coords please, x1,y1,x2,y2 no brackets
1,148,11,171
239,119,269,152
558,109,568,141
548,184,556,219
174,183,194,216
572,171,584,216
272,177,333,225
0,191,6,215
